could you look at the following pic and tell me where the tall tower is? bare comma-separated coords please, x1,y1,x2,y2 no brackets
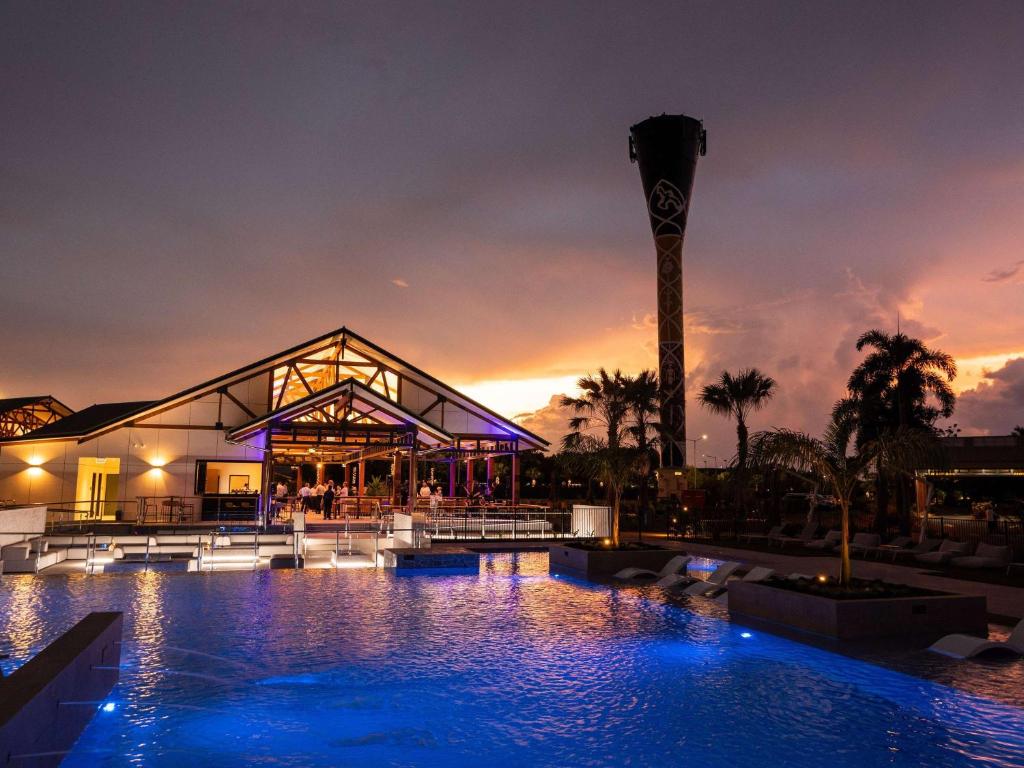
629,114,706,497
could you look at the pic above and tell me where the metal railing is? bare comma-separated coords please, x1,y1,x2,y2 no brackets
923,517,1024,557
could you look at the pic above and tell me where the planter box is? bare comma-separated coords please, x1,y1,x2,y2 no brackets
728,581,988,642
384,547,479,572
548,544,677,578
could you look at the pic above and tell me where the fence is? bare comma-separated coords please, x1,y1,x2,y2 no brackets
923,517,1024,557
425,505,570,541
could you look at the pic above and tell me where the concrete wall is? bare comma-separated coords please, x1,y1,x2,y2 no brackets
0,423,264,510
0,612,122,768
0,506,46,549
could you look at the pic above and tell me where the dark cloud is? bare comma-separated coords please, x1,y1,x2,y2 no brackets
983,260,1024,283
954,358,1024,435
0,1,1022,445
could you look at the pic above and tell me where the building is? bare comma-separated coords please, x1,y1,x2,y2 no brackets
0,327,547,522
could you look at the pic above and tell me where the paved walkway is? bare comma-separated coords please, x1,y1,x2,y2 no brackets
643,536,1024,622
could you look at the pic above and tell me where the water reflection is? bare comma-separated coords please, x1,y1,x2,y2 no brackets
0,555,1022,768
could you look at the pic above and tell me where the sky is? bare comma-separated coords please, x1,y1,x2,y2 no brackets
2,1,1023,460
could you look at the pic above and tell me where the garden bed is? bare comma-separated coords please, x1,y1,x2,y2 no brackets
728,579,987,641
549,542,677,577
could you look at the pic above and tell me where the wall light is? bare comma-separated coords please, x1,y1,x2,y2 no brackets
26,456,45,466
27,466,44,477
148,457,167,468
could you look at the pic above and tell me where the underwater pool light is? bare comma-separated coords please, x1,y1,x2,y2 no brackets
740,632,752,639
101,702,116,713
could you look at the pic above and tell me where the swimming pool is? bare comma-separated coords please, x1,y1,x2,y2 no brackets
2,553,1023,767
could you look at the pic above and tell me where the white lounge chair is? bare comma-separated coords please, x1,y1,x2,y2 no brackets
680,561,742,596
950,543,1012,570
773,522,818,548
804,530,841,551
928,619,1024,659
864,535,914,560
712,566,775,605
848,532,882,557
739,525,784,545
916,540,972,566
614,555,692,582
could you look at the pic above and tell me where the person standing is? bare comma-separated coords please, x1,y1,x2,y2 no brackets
312,481,325,516
274,480,288,519
298,482,312,514
338,482,350,517
323,481,336,521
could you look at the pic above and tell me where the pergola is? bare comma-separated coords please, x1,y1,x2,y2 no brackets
219,328,546,513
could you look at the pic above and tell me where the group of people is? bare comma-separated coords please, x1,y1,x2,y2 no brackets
292,479,352,519
417,482,446,510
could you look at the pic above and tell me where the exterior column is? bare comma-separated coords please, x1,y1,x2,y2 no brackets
511,450,520,505
260,429,273,527
448,459,456,498
391,452,402,507
465,459,474,496
407,437,418,515
357,460,365,496
486,457,494,486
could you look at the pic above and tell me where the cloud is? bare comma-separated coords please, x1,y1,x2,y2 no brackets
391,278,409,288
982,260,1024,283
514,394,573,450
952,357,1024,434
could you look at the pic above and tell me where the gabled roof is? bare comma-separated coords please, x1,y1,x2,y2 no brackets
338,329,547,447
228,377,454,446
0,326,548,449
0,395,76,439
0,396,65,412
2,402,154,443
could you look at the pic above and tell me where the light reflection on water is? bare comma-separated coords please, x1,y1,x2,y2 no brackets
0,553,1022,768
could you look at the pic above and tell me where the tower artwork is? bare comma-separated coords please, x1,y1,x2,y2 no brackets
629,114,706,497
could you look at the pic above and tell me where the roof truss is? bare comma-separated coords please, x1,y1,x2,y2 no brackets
0,397,74,438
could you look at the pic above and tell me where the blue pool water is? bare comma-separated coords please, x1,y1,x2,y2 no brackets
2,553,1023,767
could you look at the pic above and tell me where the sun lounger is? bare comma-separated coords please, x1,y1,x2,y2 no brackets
712,566,775,605
804,530,842,551
773,522,818,547
892,538,941,562
916,540,971,566
679,561,742,596
950,543,1012,570
614,555,692,582
866,536,914,560
928,619,1024,659
848,532,881,557
739,525,783,545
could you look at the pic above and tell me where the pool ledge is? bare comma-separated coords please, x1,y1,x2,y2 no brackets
0,611,123,767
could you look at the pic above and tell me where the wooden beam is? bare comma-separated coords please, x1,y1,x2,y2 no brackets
221,387,258,419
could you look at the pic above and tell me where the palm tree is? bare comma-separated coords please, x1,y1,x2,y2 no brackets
698,368,776,508
848,330,956,430
624,369,660,517
560,369,631,451
848,330,956,533
560,435,640,545
750,400,936,587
